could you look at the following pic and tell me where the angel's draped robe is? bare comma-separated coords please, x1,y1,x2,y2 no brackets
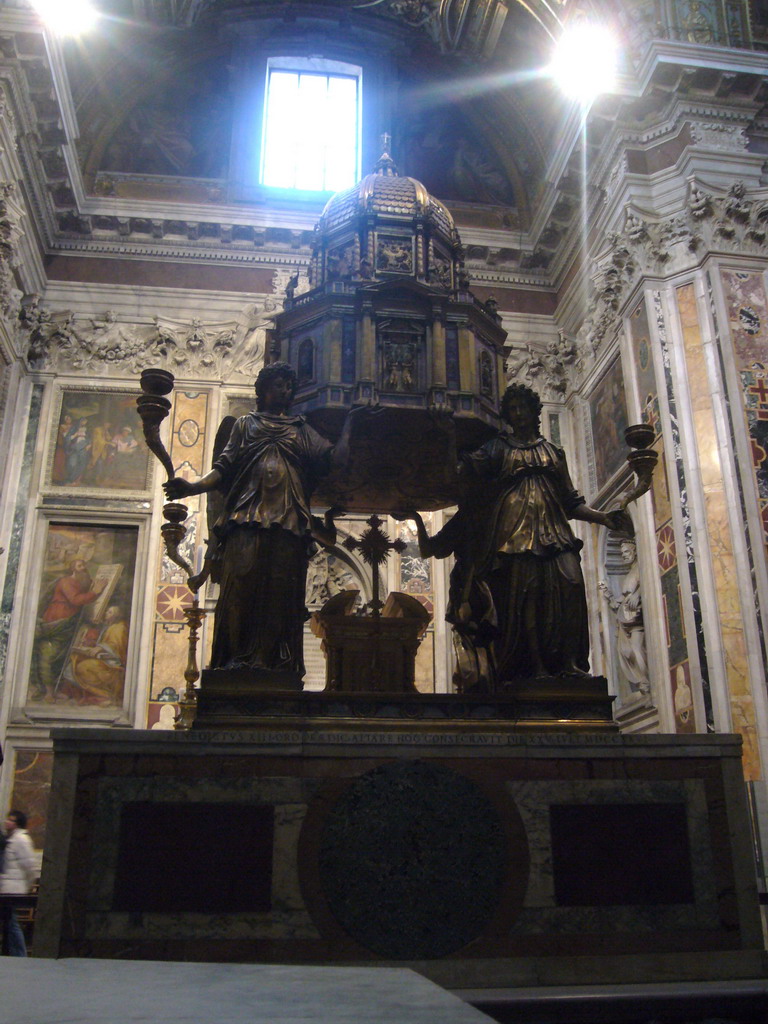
464,429,589,680
210,411,332,675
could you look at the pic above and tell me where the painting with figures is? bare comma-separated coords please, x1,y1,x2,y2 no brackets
46,387,153,495
588,358,629,492
9,750,54,849
27,523,138,710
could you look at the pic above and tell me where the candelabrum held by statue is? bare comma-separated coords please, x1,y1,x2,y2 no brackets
619,423,659,513
601,423,659,538
137,367,205,729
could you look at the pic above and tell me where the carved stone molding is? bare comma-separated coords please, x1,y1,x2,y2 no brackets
0,179,24,325
689,121,749,152
20,299,279,382
577,180,768,363
506,330,579,401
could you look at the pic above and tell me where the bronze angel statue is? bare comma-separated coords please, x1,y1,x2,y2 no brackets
164,362,358,683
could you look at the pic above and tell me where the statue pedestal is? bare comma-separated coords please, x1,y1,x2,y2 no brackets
35,726,765,992
192,682,616,731
310,590,431,694
200,665,304,694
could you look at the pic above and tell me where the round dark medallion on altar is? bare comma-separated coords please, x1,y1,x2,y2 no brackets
298,759,529,959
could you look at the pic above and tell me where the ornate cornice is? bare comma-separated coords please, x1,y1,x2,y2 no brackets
20,297,280,382
577,180,768,359
505,330,579,402
0,178,25,326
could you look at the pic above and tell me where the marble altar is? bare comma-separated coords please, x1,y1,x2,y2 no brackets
33,726,766,990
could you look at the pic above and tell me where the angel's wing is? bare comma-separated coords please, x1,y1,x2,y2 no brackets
204,415,237,583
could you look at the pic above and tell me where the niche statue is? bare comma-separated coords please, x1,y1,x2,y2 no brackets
599,537,650,697
163,362,360,684
404,383,630,688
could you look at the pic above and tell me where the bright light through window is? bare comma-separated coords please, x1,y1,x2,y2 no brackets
550,22,618,104
261,61,361,193
30,0,98,34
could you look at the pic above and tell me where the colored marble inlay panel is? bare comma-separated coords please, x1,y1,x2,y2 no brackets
148,391,210,707
172,391,209,478
657,523,677,573
113,802,274,913
627,298,683,728
150,620,187,702
741,371,768,547
550,802,693,905
720,269,768,366
653,291,712,731
721,273,768,525
156,584,192,622
10,749,53,849
651,448,672,532
678,283,757,774
661,567,686,668
711,269,768,776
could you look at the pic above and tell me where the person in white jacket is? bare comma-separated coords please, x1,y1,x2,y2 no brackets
1,810,37,956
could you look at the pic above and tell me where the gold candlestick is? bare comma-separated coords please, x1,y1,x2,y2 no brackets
176,595,206,730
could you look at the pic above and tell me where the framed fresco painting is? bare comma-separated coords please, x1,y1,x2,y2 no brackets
24,520,140,716
44,385,153,498
588,357,629,494
5,746,54,851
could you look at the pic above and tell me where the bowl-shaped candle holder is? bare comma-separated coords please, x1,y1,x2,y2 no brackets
140,367,175,396
161,501,192,577
624,423,655,450
137,370,176,479
163,501,189,526
618,447,660,511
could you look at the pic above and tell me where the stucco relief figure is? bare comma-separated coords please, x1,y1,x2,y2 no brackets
306,549,354,609
599,538,650,697
163,363,360,681
459,383,629,684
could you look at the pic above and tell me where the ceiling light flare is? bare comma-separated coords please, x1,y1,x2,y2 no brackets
29,0,99,35
550,21,618,104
